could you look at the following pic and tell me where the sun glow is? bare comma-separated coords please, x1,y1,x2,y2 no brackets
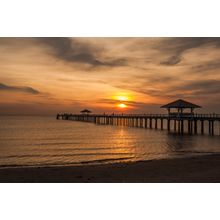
113,93,131,102
118,103,127,108
117,96,129,101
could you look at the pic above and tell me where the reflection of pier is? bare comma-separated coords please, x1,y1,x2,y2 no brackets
57,99,220,135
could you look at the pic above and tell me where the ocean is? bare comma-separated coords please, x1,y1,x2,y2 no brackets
0,116,219,168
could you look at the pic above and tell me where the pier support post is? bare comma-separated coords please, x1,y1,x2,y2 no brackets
145,118,148,128
161,119,163,130
181,120,184,134
201,120,204,134
132,118,134,127
188,120,193,134
174,120,177,131
140,118,143,128
167,119,170,131
135,118,138,127
209,121,211,135
188,120,190,134
211,121,214,135
194,120,197,134
150,118,152,129
178,120,181,133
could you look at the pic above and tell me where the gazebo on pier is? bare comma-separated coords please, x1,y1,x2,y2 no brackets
161,99,201,116
80,109,92,115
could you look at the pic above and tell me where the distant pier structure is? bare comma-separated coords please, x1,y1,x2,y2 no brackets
80,109,92,115
57,99,220,135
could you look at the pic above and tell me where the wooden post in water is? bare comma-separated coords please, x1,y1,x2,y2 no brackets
201,120,204,134
174,120,177,131
209,120,212,135
167,119,170,131
136,118,139,127
140,118,143,128
181,120,184,134
161,119,163,130
211,121,214,135
188,120,190,134
194,119,197,134
145,118,148,128
155,118,158,129
178,119,181,133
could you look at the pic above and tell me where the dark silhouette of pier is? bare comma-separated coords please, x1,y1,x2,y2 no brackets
57,99,220,135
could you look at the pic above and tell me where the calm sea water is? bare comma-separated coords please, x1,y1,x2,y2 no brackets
0,116,219,168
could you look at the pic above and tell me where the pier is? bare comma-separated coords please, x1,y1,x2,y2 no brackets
57,99,220,135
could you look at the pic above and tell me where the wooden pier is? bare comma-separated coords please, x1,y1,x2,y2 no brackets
56,99,220,135
57,113,220,136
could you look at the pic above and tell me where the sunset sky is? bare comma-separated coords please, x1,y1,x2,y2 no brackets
0,37,220,115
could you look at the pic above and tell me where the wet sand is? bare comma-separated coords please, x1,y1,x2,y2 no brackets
0,154,220,183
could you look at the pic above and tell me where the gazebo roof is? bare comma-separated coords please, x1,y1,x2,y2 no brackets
161,99,201,109
80,109,92,113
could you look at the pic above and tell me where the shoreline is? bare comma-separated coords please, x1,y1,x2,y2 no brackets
0,154,220,182
0,152,216,170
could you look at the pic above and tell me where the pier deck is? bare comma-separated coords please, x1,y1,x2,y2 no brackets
57,113,220,135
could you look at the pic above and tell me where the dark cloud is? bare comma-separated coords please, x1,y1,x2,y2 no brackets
58,78,107,84
158,38,220,66
160,55,182,65
0,83,40,95
152,80,220,98
107,74,176,91
192,61,220,72
177,80,220,95
106,74,177,97
97,98,147,106
138,80,220,98
38,37,126,67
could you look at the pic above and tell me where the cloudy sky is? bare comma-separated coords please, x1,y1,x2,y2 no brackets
0,37,220,115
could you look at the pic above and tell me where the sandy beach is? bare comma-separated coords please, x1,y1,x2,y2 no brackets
0,154,220,183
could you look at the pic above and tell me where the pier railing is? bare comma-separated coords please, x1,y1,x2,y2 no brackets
58,113,220,119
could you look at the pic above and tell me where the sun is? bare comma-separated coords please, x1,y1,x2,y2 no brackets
118,103,127,109
112,93,132,110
